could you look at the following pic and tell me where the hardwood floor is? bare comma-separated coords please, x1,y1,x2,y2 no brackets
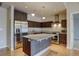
42,44,79,56
0,44,79,56
0,48,26,56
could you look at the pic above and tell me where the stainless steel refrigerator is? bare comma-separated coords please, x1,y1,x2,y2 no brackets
15,21,28,49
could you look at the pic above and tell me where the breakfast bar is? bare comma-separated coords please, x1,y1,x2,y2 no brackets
22,34,53,56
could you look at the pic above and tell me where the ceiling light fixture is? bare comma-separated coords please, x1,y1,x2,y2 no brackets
31,13,35,16
42,17,46,19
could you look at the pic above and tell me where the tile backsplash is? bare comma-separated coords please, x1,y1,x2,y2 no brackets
28,28,42,33
28,27,61,34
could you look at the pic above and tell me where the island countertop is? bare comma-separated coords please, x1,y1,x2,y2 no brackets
22,33,53,56
23,34,55,41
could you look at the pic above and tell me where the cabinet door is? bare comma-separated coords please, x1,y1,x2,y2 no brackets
14,10,21,20
23,13,27,21
14,10,27,21
20,12,24,21
41,22,52,27
59,34,67,44
61,20,67,28
20,12,27,21
23,38,31,56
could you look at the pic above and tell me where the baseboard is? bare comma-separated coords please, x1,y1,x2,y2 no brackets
34,47,49,56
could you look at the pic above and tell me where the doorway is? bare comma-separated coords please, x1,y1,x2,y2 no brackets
72,12,79,50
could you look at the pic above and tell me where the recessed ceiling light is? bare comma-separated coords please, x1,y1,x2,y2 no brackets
31,13,35,16
42,17,46,19
25,6,28,8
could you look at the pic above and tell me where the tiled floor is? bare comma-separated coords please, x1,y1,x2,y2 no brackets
0,44,79,56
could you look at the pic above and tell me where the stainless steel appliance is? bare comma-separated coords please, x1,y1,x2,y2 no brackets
15,21,28,49
52,32,59,44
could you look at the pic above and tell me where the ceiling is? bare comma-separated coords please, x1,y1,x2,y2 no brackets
3,2,66,17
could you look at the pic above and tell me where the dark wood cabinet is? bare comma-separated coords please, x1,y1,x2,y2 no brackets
28,21,52,28
14,10,21,20
14,9,27,21
23,38,31,56
59,34,67,44
61,20,67,28
28,21,41,27
41,22,52,27
23,37,51,56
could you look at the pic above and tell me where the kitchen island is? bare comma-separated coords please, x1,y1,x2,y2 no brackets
22,34,53,56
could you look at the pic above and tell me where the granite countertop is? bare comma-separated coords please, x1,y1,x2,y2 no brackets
23,34,55,41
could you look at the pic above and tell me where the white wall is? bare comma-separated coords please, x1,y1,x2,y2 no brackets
0,7,7,49
65,2,79,49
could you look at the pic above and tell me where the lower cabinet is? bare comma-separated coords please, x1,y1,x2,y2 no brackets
23,38,31,56
59,34,67,45
23,37,51,56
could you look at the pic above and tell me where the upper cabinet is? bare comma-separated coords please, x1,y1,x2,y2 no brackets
14,9,27,21
61,20,67,28
28,21,52,28
28,21,41,27
59,10,66,20
41,22,52,28
59,10,67,28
